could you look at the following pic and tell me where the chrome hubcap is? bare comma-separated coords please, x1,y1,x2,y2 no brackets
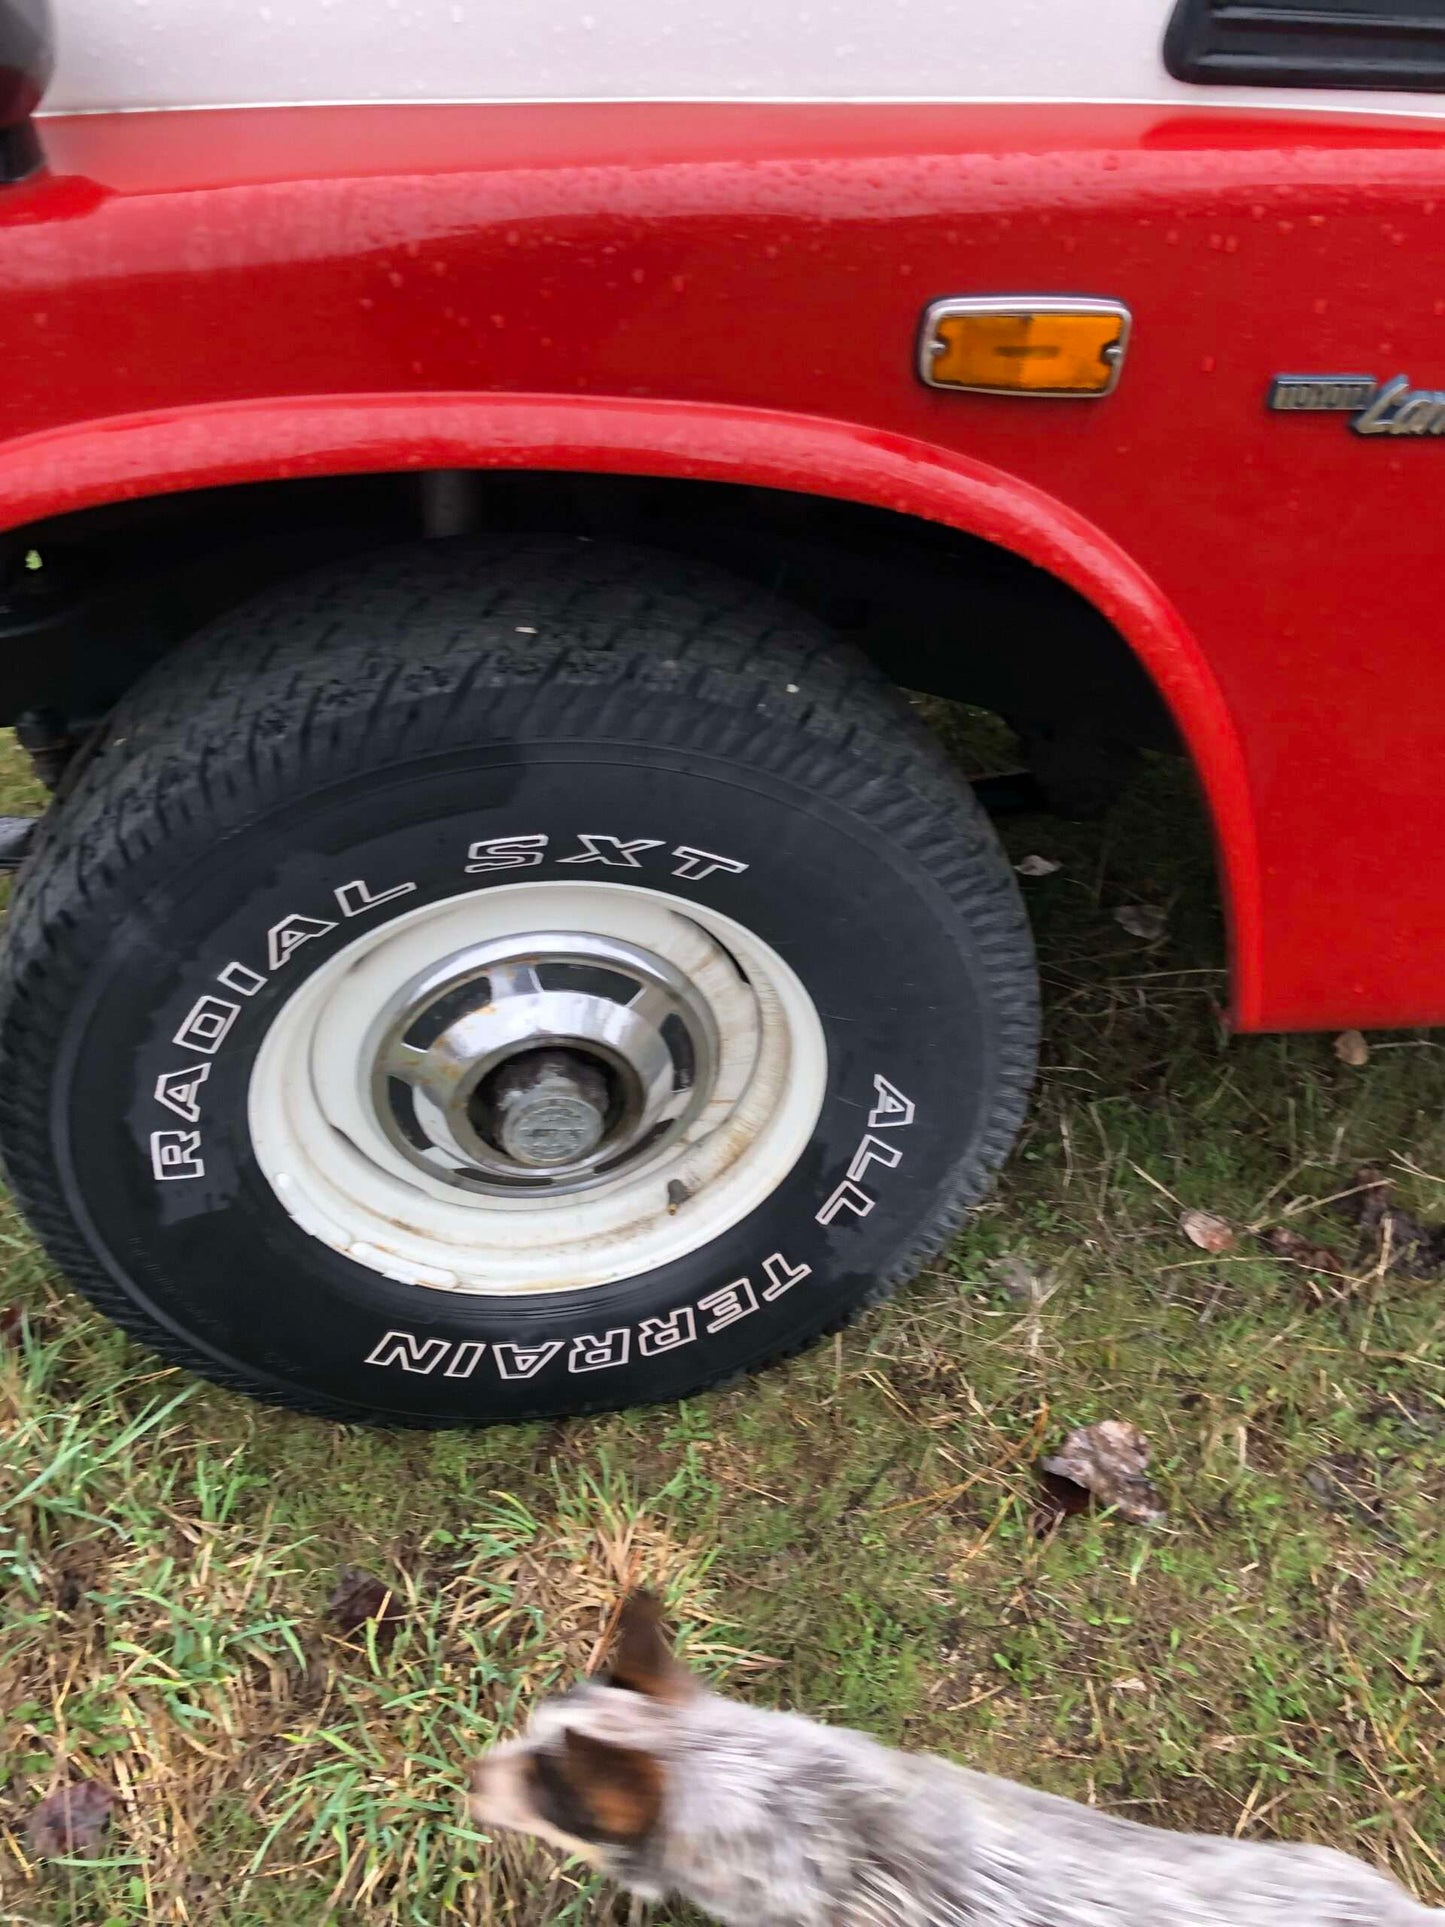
366,930,722,1195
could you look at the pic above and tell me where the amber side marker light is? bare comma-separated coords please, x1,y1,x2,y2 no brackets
918,296,1131,398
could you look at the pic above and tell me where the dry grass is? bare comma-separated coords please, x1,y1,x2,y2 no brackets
1,1374,724,1926
2,722,1443,1925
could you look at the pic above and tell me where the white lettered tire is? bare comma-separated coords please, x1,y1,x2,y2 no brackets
0,539,1038,1425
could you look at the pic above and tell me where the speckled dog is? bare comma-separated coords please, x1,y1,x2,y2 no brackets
468,1594,1438,1927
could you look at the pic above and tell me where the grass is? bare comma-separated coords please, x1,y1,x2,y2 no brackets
2,715,1444,1926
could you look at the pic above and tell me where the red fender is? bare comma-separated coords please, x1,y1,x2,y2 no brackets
0,390,1263,1026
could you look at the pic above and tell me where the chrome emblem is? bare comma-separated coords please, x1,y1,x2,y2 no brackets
1269,373,1445,437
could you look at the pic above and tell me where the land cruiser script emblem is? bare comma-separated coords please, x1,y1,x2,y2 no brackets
1269,374,1445,437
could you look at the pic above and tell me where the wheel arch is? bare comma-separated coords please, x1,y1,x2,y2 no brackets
0,390,1264,1026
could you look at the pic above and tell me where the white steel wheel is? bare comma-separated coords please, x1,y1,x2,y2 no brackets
249,880,829,1295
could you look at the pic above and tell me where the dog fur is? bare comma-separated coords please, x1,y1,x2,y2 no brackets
468,1593,1439,1926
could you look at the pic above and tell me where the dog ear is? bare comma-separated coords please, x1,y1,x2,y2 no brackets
607,1590,693,1702
529,1728,664,1846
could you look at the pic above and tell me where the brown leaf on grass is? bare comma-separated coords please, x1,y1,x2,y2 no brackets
1341,1165,1445,1276
27,1779,114,1857
1180,1209,1235,1254
326,1566,406,1642
1259,1227,1349,1275
1038,1419,1166,1527
1334,1029,1370,1067
1114,904,1167,942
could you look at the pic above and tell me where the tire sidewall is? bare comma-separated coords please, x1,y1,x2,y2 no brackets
49,731,1009,1421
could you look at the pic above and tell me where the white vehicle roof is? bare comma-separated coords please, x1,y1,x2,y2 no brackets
42,0,1445,120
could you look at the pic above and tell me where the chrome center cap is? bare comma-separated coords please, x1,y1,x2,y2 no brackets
487,1049,611,1167
363,929,721,1195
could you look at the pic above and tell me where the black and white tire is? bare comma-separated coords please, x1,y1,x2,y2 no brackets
0,539,1038,1426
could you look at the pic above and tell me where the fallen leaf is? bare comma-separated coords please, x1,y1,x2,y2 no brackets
1259,1226,1348,1275
1014,854,1061,878
1334,1029,1370,1067
1180,1208,1235,1254
1114,904,1167,942
1110,1676,1150,1694
27,1780,113,1857
326,1566,406,1642
1039,1419,1166,1526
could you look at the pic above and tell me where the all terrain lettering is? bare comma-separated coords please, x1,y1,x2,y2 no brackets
365,1250,810,1382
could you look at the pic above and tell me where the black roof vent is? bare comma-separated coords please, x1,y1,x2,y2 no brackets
1166,0,1445,91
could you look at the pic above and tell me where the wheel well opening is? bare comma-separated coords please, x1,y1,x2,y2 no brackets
0,465,1178,783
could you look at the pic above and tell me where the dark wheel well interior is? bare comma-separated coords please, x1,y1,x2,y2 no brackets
0,467,1177,782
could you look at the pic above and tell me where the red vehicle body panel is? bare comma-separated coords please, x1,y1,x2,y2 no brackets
2,102,1442,1033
